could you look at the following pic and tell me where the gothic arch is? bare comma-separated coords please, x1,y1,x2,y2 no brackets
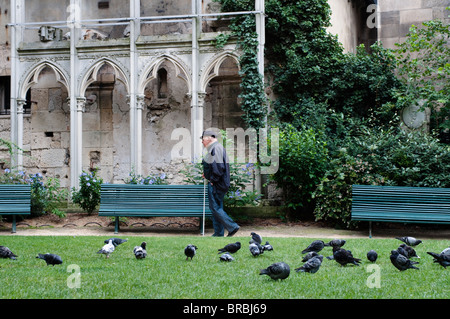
199,51,240,93
138,55,191,95
79,58,130,96
19,60,69,99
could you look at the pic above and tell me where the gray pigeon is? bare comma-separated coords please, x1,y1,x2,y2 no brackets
184,244,197,261
249,242,264,257
301,240,325,254
218,242,241,254
97,239,115,258
427,248,450,268
395,236,422,246
295,255,323,273
324,239,346,248
105,237,128,247
36,253,63,266
260,262,290,280
263,241,273,251
250,232,262,244
302,251,319,262
133,242,147,259
0,246,17,260
219,252,234,262
390,250,419,271
367,250,378,262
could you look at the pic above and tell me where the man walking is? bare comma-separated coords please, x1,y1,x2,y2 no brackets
201,130,240,237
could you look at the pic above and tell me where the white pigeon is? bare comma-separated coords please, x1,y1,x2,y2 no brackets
97,239,115,258
133,242,147,259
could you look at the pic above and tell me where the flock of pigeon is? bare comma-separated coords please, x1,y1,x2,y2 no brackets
0,233,448,281
0,237,146,265
256,235,449,280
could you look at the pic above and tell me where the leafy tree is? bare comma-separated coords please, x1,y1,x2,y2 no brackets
393,18,450,133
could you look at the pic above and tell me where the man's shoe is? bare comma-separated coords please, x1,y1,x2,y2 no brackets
227,227,239,237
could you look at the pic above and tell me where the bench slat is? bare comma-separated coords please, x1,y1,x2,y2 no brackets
98,184,212,234
351,185,450,237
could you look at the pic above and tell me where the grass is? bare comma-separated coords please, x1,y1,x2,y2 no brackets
0,235,448,299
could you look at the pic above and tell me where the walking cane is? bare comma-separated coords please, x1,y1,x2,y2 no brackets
202,179,206,236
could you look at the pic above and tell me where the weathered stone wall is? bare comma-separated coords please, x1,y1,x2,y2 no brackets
378,0,450,49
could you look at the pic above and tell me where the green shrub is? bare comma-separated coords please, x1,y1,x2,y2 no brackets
71,169,103,214
271,124,328,216
123,170,167,185
347,127,450,188
313,151,384,228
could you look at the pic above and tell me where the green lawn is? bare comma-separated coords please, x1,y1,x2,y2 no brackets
0,235,448,299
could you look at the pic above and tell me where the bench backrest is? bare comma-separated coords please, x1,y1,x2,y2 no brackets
99,184,211,215
0,184,32,215
351,184,450,224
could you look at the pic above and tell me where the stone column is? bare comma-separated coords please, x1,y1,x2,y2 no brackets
10,0,25,170
254,0,266,194
15,98,26,170
69,0,82,190
191,0,203,162
129,0,141,175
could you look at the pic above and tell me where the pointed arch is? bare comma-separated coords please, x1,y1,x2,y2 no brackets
19,60,69,99
199,51,240,93
79,57,130,96
138,55,191,94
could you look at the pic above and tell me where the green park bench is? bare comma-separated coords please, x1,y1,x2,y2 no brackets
98,184,212,234
0,184,31,233
351,184,450,237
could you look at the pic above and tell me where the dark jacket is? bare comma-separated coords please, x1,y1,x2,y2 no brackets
202,141,230,193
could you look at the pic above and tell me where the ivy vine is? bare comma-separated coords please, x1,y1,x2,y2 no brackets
213,0,267,130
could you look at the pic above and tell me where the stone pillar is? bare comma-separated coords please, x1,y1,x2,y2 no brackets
15,98,26,170
254,0,266,194
129,0,141,175
136,94,145,175
191,0,203,161
69,0,82,190
10,0,25,170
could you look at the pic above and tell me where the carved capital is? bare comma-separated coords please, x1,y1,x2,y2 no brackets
76,97,86,112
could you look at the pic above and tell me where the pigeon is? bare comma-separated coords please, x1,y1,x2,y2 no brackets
367,250,378,263
390,250,419,271
263,241,273,251
184,244,198,261
105,237,127,247
427,248,450,268
133,242,147,259
259,262,290,280
324,239,346,248
0,246,17,260
295,255,323,273
398,244,420,259
219,252,235,262
302,251,319,262
218,242,241,254
396,236,422,246
333,247,361,266
250,232,262,244
97,239,115,258
249,242,264,257
36,253,63,266
301,240,325,254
